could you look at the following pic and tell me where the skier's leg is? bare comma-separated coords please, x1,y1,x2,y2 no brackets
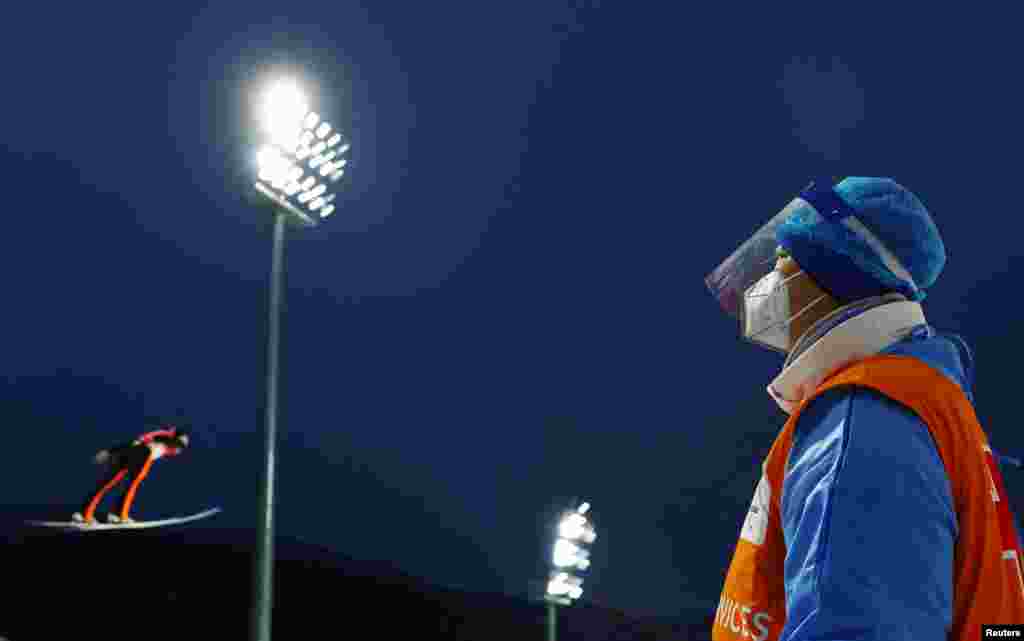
117,451,155,520
82,467,128,522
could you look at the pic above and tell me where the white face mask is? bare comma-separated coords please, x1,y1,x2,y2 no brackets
743,270,793,352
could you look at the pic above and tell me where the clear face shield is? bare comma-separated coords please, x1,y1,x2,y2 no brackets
704,198,828,354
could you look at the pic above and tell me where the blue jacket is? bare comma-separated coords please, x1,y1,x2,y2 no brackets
780,325,1022,640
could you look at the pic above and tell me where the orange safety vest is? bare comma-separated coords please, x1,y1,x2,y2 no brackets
712,354,1024,641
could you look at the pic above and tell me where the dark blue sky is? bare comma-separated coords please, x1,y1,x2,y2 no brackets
3,2,1024,618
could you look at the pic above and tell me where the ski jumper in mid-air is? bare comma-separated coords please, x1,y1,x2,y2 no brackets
73,426,190,524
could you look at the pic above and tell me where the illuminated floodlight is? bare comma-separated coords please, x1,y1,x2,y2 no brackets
320,157,349,180
256,147,298,187
256,146,283,171
258,80,309,151
248,76,356,641
541,501,595,641
552,538,591,570
270,172,290,191
252,79,351,225
561,511,598,540
546,572,584,600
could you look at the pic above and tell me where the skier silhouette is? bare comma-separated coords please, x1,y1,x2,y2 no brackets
73,425,190,524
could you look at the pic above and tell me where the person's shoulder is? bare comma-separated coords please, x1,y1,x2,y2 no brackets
790,384,943,491
794,383,928,446
882,333,971,395
816,352,967,415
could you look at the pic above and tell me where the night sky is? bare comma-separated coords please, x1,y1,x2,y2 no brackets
3,2,1024,620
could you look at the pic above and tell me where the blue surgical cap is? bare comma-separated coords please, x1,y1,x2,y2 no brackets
775,177,946,304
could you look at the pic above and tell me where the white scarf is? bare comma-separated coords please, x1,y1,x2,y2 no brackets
767,300,927,414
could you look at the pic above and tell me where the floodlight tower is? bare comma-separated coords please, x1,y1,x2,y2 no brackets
544,501,597,641
249,79,350,641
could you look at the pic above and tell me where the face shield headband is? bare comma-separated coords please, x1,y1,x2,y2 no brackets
704,180,920,323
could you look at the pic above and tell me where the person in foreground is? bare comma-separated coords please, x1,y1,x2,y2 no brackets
705,177,1024,640
73,424,190,525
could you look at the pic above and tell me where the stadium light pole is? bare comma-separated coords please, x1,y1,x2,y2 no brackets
544,501,597,641
249,79,351,641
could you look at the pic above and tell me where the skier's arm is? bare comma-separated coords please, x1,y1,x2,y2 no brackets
781,386,957,640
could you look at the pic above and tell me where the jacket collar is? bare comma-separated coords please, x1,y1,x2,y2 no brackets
768,295,926,414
